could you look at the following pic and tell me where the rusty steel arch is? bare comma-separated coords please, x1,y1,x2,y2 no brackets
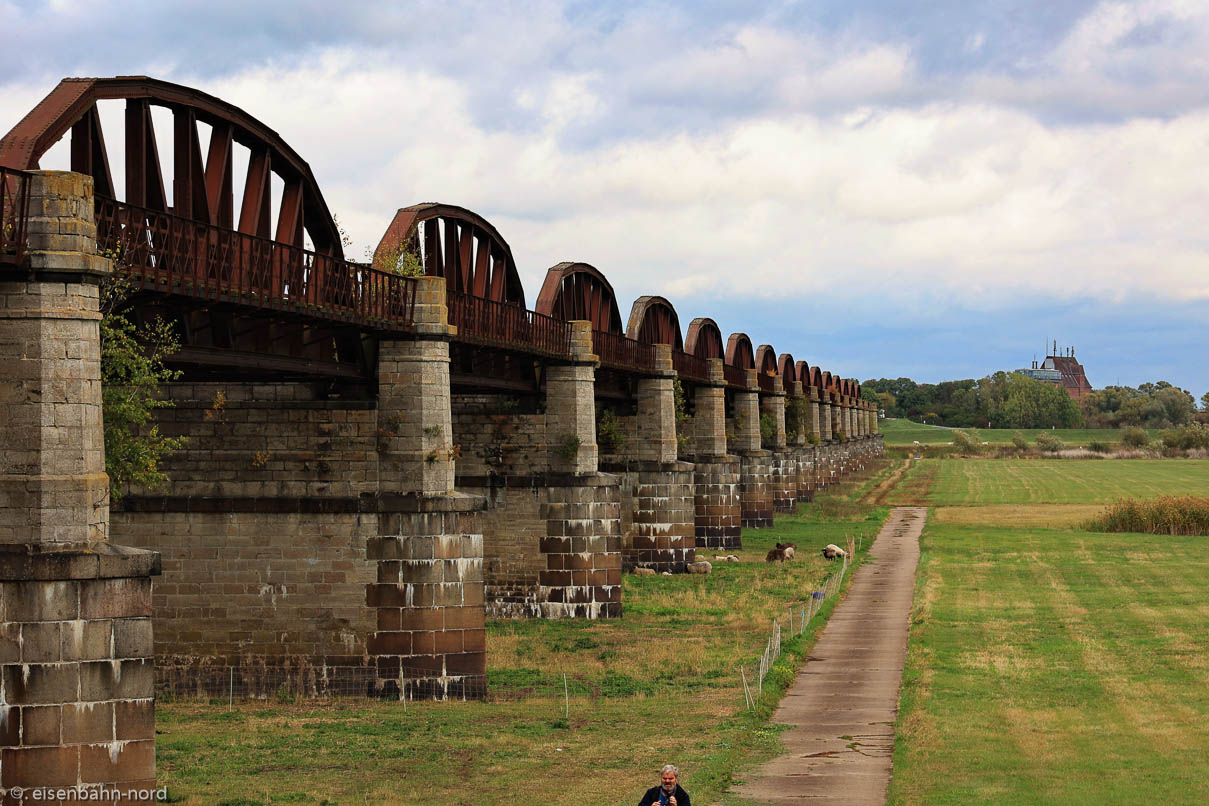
625,295,683,349
822,371,834,392
755,345,778,377
794,360,810,387
372,204,524,305
535,262,623,333
778,354,797,383
685,317,724,360
808,365,824,391
0,75,342,255
726,333,755,370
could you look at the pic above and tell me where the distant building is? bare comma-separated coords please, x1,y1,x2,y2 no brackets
1016,343,1093,402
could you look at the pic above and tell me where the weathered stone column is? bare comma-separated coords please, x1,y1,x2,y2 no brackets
693,360,727,457
691,360,741,550
545,322,599,473
871,402,880,435
540,322,621,614
636,345,677,464
761,382,796,514
736,370,773,528
831,393,844,441
372,275,488,698
818,391,833,442
786,382,806,448
808,387,821,442
0,171,160,795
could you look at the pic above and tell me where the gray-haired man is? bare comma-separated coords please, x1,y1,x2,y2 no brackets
638,764,691,806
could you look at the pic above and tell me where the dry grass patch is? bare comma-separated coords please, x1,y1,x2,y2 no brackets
931,504,1105,529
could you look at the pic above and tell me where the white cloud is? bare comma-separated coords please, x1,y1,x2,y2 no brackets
6,3,1209,319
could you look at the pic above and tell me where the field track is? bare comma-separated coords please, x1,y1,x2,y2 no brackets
736,507,924,805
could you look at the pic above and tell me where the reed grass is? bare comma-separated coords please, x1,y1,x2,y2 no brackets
1085,496,1209,536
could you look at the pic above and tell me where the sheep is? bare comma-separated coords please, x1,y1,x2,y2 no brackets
822,543,846,560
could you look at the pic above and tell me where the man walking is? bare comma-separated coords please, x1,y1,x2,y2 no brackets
638,764,691,806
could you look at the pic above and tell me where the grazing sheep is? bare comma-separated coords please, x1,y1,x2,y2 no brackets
687,561,713,574
766,547,787,563
776,542,796,560
634,567,656,576
822,543,846,560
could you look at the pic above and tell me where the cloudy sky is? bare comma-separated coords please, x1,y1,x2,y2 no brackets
3,0,1207,397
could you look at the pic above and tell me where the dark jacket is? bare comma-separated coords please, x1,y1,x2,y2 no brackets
638,784,691,806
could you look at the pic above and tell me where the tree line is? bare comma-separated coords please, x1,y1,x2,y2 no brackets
861,373,1207,430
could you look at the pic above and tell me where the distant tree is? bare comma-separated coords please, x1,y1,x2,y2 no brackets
999,373,1082,429
1201,391,1209,412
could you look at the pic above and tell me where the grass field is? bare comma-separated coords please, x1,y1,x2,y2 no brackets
156,478,890,805
889,456,1209,804
892,458,1209,505
880,418,1156,447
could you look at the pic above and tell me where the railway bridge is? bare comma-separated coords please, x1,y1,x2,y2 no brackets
0,74,880,792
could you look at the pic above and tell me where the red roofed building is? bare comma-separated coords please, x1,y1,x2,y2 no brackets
1016,345,1093,402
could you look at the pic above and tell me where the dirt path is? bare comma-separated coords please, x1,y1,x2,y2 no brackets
860,459,913,506
731,506,926,805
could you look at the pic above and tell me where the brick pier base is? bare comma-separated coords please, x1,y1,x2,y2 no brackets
739,450,774,528
366,493,488,700
692,456,742,550
0,545,160,798
606,461,696,574
771,451,798,514
539,474,622,618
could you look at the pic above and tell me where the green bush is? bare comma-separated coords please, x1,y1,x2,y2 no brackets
1011,432,1029,450
554,433,581,461
1087,440,1112,453
951,429,983,454
1159,423,1209,451
596,409,624,452
1086,496,1209,536
759,412,776,446
1035,433,1064,453
1121,426,1150,447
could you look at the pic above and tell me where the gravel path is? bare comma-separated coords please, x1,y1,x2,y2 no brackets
731,506,926,804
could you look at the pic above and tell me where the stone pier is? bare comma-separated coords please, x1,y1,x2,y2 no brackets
0,172,159,796
605,346,696,573
372,276,488,697
732,371,773,528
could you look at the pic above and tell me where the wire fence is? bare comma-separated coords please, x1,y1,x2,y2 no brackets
740,540,852,710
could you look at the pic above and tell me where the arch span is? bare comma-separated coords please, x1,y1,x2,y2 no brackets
0,75,342,255
373,203,524,305
726,333,755,369
685,317,724,360
626,295,683,349
535,262,623,333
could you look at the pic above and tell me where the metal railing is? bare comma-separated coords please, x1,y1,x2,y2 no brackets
671,349,711,383
94,196,417,329
593,329,655,372
447,290,573,359
0,167,31,265
723,363,750,389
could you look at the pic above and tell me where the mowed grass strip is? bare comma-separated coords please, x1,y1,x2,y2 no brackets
898,458,1209,505
156,491,890,805
890,521,1209,805
879,419,1157,447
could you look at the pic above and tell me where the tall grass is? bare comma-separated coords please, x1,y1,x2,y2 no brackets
1085,496,1209,536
